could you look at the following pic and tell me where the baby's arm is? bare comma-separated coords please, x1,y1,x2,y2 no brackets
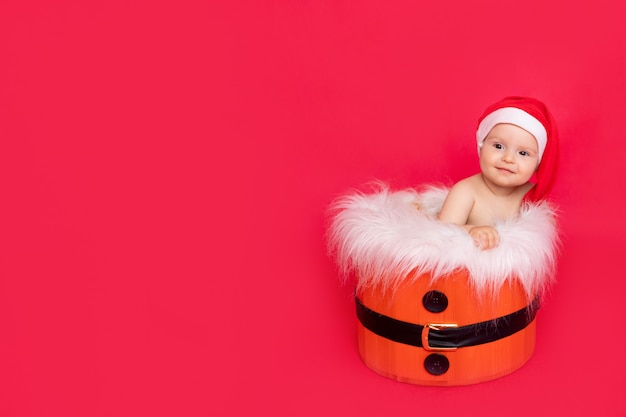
437,181,499,250
437,181,475,225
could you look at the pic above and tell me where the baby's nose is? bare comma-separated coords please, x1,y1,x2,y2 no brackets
502,153,515,163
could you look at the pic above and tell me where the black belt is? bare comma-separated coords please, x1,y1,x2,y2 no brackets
356,296,539,351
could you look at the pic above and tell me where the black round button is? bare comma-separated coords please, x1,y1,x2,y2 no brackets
424,353,450,376
422,290,448,313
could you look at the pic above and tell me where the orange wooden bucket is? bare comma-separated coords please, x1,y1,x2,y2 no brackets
327,184,558,386
356,270,538,386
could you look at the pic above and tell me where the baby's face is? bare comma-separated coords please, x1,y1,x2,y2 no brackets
479,123,539,188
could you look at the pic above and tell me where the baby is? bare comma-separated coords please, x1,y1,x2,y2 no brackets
437,96,559,250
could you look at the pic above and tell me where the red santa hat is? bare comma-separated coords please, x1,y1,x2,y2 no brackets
476,96,559,202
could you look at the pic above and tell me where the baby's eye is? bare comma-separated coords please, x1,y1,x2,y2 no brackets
493,143,504,149
518,150,529,156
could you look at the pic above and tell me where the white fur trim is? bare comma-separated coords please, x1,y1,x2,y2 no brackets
476,107,547,162
327,183,559,300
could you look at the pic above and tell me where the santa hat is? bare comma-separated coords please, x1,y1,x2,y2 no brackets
476,96,559,202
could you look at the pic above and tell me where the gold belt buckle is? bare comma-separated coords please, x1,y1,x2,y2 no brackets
421,323,458,352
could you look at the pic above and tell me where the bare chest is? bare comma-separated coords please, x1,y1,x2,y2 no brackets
468,196,523,225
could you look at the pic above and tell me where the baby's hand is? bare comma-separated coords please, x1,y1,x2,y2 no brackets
468,226,499,250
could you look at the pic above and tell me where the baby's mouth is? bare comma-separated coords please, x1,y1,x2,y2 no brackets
496,167,515,174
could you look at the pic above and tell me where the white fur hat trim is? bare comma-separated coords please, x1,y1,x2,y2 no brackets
476,107,548,162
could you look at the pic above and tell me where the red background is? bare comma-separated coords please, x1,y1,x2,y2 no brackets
1,1,625,416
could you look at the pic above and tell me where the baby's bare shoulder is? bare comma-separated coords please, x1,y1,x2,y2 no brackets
450,174,482,195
